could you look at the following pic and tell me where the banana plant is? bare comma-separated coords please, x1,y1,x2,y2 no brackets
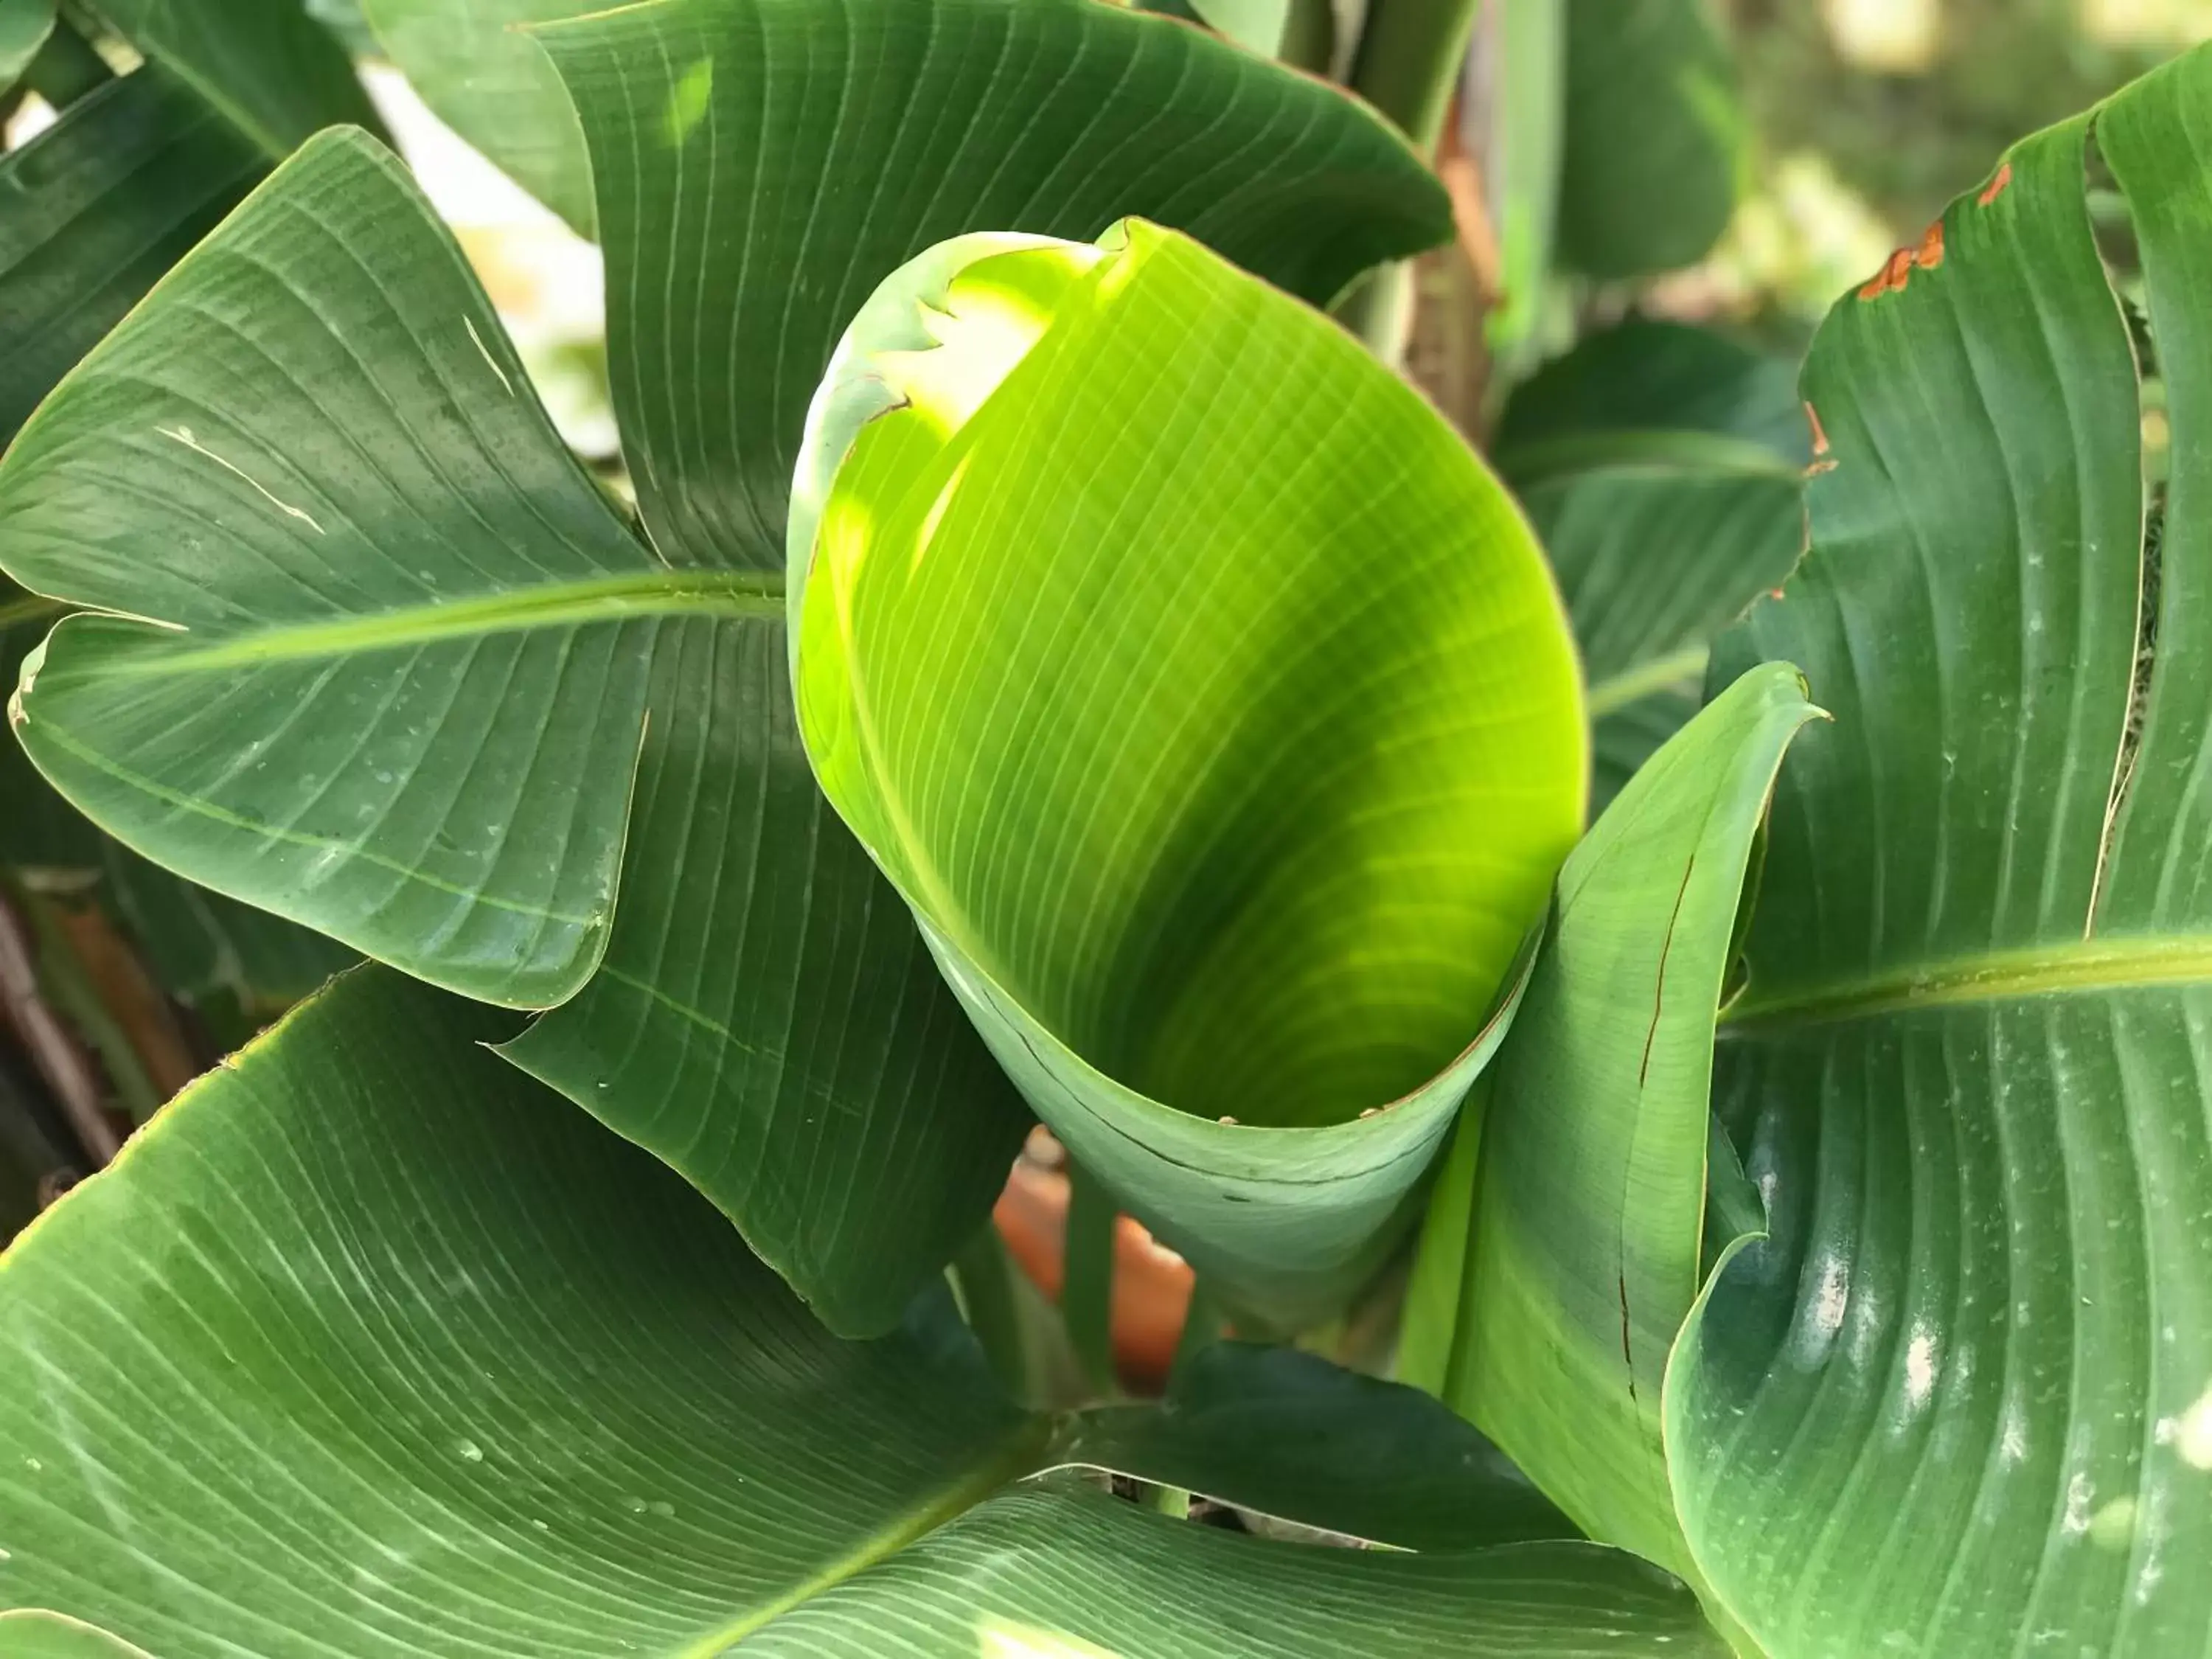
3,1,2211,1655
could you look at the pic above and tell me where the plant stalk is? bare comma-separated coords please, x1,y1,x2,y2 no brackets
0,890,119,1166
1347,0,1484,155
949,1220,1033,1405
1061,1158,1119,1397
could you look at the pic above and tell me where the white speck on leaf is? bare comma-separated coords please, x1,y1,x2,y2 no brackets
465,316,518,398
158,425,325,535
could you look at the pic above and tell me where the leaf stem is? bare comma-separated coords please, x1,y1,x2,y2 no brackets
1062,1158,1119,1398
1347,0,1483,154
950,1220,1033,1405
18,891,161,1124
0,887,119,1166
1281,0,1336,73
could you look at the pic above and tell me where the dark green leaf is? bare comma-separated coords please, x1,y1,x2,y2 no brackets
1,583,88,869
498,614,1032,1338
1556,0,1742,279
0,131,677,1009
0,129,1029,1333
1671,48,2212,1655
1499,321,1809,815
0,65,265,448
1495,317,1809,473
100,841,355,1012
540,0,1454,570
0,965,1726,1655
1065,1341,1579,1551
80,0,380,155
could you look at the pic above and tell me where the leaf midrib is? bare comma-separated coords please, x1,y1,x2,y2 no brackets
673,1416,1053,1657
1719,932,2212,1033
80,568,785,675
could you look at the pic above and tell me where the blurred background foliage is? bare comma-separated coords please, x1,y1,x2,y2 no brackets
1693,0,2212,335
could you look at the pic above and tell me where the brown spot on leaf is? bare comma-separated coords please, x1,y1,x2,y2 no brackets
1979,161,2014,206
1857,221,1946,301
1859,246,1915,301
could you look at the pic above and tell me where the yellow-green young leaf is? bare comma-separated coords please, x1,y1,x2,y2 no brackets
0,0,1467,1332
1672,45,2212,1656
0,967,1726,1656
789,222,1587,1328
0,1613,153,1658
1402,664,1815,1609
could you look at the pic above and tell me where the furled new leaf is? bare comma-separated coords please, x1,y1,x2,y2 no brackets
0,0,1467,1332
1405,664,1815,1598
1670,47,2212,1655
790,223,1586,1327
0,966,1727,1657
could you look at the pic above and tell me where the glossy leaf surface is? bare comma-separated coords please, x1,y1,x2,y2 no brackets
0,0,52,88
792,224,1585,1326
1672,52,2212,1655
0,131,680,1008
1067,1341,1577,1552
0,966,1725,1657
498,613,1032,1338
